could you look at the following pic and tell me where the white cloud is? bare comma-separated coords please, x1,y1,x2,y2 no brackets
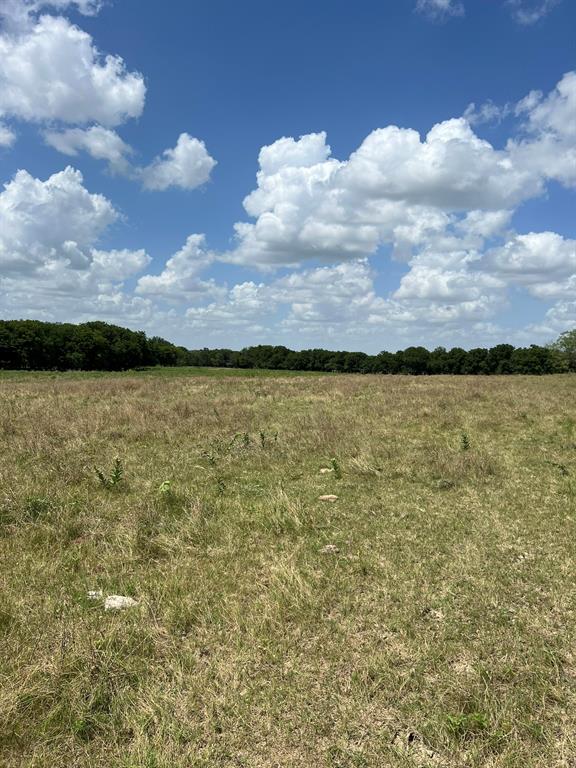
415,0,464,21
44,126,133,172
545,299,576,327
0,123,16,147
44,128,217,191
0,55,572,350
222,72,574,272
506,0,561,25
0,4,217,193
136,234,224,301
0,166,117,272
516,71,576,138
185,260,381,336
508,71,576,187
0,14,145,126
184,254,507,342
258,132,332,175
394,265,504,301
1,0,102,28
463,100,512,126
529,275,576,300
140,133,217,191
342,119,537,209
226,119,541,268
487,232,576,302
0,166,152,324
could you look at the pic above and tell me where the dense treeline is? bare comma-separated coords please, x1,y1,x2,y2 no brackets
187,341,571,375
0,319,574,374
0,320,188,371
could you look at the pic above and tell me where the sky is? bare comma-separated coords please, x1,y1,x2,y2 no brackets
0,0,574,352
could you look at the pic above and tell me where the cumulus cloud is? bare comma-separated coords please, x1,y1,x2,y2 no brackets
0,166,117,273
545,299,576,327
0,14,145,126
508,71,576,187
184,253,510,343
43,128,217,190
0,4,217,194
516,71,576,138
0,55,573,348
185,260,381,336
140,134,217,191
341,119,538,209
44,126,133,172
136,234,224,300
222,72,574,273
487,231,576,304
0,123,16,147
394,265,504,302
0,166,152,324
226,120,540,268
415,0,464,21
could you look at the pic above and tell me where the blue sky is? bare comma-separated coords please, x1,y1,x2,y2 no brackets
0,0,574,351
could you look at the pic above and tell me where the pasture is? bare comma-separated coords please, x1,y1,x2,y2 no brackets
0,371,574,767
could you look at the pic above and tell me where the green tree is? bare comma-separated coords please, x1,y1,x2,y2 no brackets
552,328,576,371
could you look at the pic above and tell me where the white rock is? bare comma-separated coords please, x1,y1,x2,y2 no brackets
318,494,338,502
319,468,334,474
104,595,138,611
320,544,340,554
87,590,103,600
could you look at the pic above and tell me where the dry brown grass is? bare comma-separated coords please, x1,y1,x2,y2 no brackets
0,371,574,767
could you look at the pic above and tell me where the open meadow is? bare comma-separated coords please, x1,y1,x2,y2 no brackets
0,370,574,768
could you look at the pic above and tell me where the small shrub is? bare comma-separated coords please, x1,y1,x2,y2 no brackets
94,457,124,489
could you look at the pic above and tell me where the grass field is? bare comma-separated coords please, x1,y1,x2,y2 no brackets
0,366,328,381
0,371,574,767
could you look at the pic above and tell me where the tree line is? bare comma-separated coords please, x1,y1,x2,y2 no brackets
0,319,574,375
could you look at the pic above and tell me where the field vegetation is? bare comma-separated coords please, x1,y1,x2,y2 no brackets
0,371,574,767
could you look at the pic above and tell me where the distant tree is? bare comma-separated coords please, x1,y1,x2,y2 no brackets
445,347,468,374
485,344,514,374
397,346,430,375
371,351,399,373
462,347,489,374
552,328,576,371
427,346,447,374
511,345,564,374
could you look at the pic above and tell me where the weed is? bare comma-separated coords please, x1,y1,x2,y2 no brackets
158,480,172,494
460,431,471,451
94,456,124,489
446,712,489,739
